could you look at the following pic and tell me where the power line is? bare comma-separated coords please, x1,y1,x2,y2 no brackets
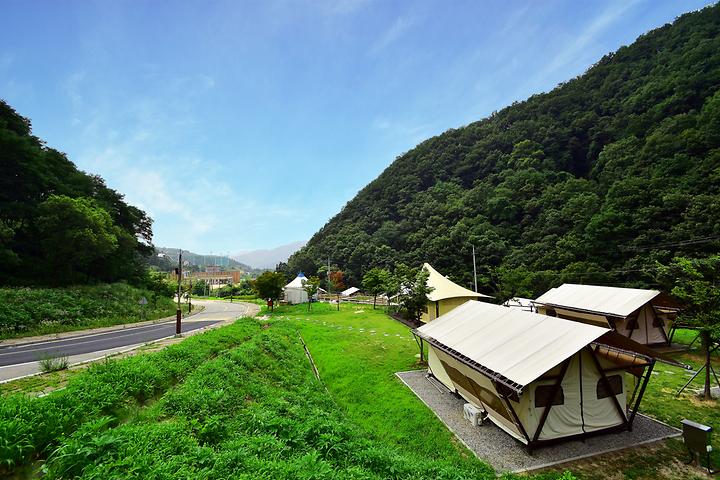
619,235,720,252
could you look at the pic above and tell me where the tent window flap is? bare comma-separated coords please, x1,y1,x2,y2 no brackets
596,374,623,399
535,385,564,408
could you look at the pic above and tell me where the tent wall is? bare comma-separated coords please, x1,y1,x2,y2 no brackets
426,344,629,445
421,296,477,323
427,347,454,390
285,288,308,305
615,305,668,345
540,304,669,346
523,349,627,441
429,347,528,443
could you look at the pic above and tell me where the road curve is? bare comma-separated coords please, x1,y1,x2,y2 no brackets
0,300,254,381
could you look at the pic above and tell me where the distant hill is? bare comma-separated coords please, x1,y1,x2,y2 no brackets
287,4,720,298
233,241,306,270
157,248,260,274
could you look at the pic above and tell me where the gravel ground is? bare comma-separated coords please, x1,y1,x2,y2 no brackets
396,370,681,473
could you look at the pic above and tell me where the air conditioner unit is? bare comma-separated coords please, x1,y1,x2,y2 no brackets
463,403,484,426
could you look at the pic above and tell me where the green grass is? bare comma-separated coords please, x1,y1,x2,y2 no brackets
0,283,189,340
278,303,470,460
1,315,508,479
0,320,263,475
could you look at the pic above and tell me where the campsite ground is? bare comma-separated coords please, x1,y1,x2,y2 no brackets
1,302,716,478
267,303,718,479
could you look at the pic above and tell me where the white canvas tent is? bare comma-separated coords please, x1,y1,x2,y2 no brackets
422,263,492,322
415,301,657,448
284,272,309,304
533,284,679,346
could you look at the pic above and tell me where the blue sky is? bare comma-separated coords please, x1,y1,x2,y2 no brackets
1,0,712,254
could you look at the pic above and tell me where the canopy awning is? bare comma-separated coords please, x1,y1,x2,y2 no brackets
424,263,492,302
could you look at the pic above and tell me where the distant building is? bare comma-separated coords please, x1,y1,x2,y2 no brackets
172,270,241,288
341,287,360,297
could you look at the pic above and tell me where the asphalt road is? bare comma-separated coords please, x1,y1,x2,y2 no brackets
0,300,254,375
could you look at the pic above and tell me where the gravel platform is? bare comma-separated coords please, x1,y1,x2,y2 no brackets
396,370,681,473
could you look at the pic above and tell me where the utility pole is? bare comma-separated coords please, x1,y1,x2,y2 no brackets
472,244,478,293
176,250,182,335
188,279,193,312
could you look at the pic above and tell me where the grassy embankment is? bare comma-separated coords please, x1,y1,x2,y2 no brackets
0,312,509,479
0,283,189,340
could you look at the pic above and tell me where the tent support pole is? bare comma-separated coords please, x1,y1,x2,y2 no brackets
532,358,571,444
627,370,643,408
628,360,655,428
588,346,629,429
412,333,425,363
497,387,531,447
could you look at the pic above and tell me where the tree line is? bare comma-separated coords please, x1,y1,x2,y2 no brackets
0,101,154,286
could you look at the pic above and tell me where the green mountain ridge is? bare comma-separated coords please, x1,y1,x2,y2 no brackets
287,4,720,298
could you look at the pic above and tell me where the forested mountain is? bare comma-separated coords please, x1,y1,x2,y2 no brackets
287,4,720,298
0,101,153,285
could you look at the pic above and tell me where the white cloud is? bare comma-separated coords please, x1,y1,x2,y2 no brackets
369,15,417,56
533,1,640,85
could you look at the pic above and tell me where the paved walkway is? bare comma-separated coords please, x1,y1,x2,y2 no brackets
0,300,258,383
396,370,681,473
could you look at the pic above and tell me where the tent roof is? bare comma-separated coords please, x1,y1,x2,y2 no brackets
424,263,492,301
341,287,360,296
284,272,307,289
534,284,661,318
416,300,609,389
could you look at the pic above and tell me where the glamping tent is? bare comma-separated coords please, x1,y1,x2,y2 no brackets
533,284,679,346
422,263,492,323
415,301,657,449
284,272,309,304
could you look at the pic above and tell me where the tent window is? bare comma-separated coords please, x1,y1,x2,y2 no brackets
652,314,664,328
545,308,557,317
625,314,639,330
535,385,564,408
596,375,623,399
